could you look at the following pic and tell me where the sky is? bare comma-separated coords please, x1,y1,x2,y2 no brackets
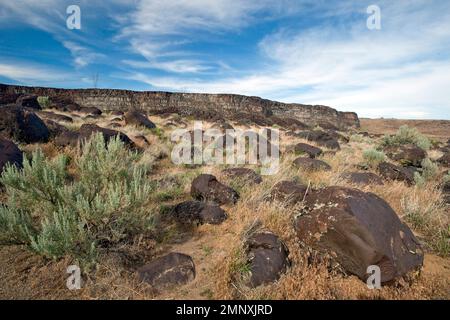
0,0,449,119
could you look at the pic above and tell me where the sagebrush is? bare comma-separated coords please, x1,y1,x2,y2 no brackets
0,133,156,267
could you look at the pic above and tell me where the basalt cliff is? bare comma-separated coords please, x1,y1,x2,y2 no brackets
0,83,359,129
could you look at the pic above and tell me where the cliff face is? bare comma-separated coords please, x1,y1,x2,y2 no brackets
0,83,360,128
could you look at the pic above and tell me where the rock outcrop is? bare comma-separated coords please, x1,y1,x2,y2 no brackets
0,83,360,129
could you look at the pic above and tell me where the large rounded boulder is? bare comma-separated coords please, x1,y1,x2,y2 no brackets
191,174,239,205
384,145,427,167
124,110,156,129
0,105,50,143
295,186,423,283
245,231,290,288
137,253,195,289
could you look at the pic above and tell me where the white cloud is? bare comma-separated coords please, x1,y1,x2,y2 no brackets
62,41,105,67
0,61,69,83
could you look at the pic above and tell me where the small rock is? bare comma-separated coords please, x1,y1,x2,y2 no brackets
170,200,227,225
221,167,262,184
341,172,384,186
293,143,323,158
293,157,331,171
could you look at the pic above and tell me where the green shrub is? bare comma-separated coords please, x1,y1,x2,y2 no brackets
380,125,431,150
0,133,156,266
362,149,386,168
414,158,439,187
37,96,50,109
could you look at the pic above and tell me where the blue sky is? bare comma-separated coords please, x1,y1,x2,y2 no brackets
0,0,449,119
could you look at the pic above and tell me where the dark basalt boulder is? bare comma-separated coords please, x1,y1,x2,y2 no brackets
268,180,309,205
297,130,341,150
326,130,350,143
245,231,290,288
124,110,156,129
16,94,41,110
293,157,331,171
0,138,23,175
341,172,384,186
384,145,427,167
0,105,50,143
191,174,239,205
316,121,338,131
47,96,81,112
78,124,133,146
293,143,323,158
295,186,423,283
54,130,80,147
221,167,262,184
79,106,102,115
378,162,414,185
110,110,124,116
170,200,227,225
137,253,196,289
37,111,73,123
271,116,309,131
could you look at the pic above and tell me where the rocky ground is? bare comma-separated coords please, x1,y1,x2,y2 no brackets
0,94,449,300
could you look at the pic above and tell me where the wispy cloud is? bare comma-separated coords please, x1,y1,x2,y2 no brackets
63,41,105,67
0,60,69,84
